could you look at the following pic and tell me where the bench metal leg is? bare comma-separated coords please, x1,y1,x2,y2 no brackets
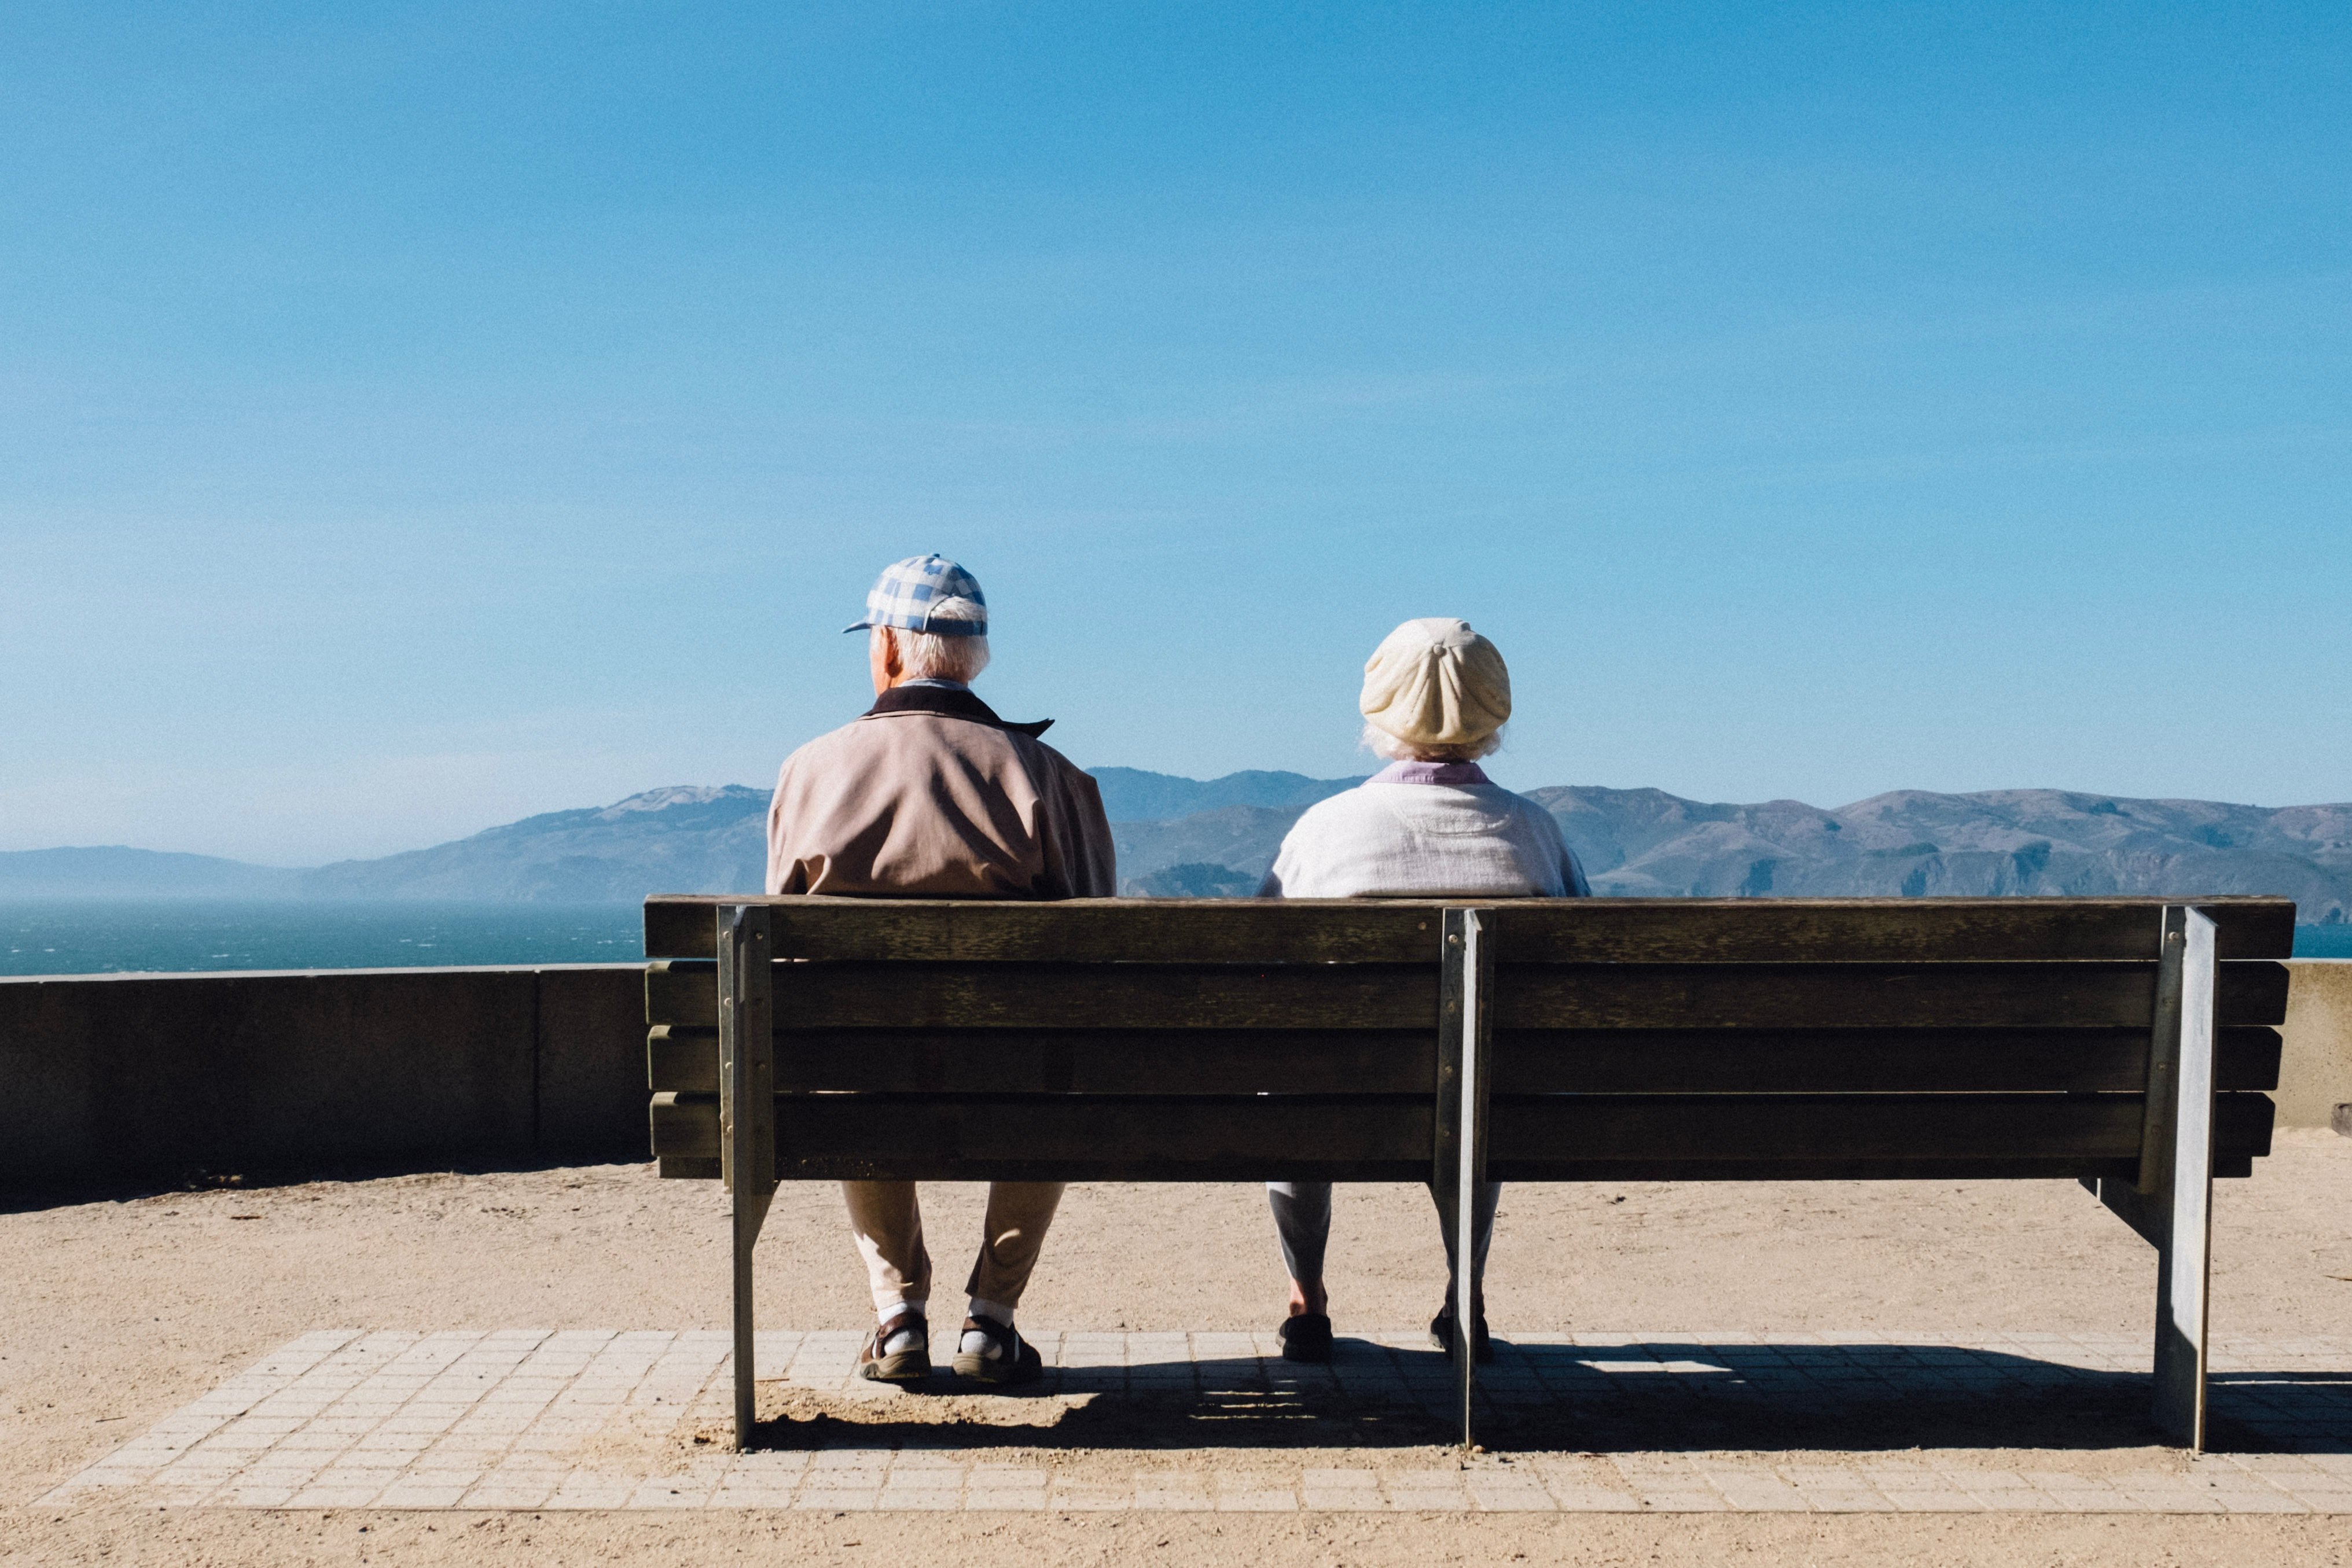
2153,905,2218,1449
2086,903,2217,1450
1435,907,1494,1451
718,904,777,1451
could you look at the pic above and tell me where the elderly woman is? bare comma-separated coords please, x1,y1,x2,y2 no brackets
1259,617,1590,1364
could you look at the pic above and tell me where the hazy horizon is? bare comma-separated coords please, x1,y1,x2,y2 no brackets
9,768,2352,871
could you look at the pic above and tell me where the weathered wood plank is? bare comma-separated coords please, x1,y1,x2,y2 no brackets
654,1026,1433,1095
647,1025,719,1092
647,1088,2272,1180
645,961,713,1028
653,959,2288,1033
648,958,2288,1032
644,895,2298,963
1496,963,2150,1029
653,961,1438,1030
1493,900,2295,964
652,1146,2257,1183
1498,1026,2283,1095
1498,962,2289,1030
649,900,1442,963
774,1095,1433,1181
648,1023,2278,1095
1493,1089,2277,1173
2218,960,2292,1025
649,1090,718,1160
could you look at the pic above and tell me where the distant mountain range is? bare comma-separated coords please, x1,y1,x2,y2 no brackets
5,770,2348,923
1088,768,1364,820
0,846,306,899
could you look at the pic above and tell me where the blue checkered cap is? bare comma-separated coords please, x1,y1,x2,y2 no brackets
843,554,988,638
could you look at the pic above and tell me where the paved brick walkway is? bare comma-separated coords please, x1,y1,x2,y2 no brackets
42,1328,2352,1513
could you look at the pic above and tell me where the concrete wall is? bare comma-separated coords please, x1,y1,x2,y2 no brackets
0,965,646,1186
2280,959,2352,1128
4,958,2346,1187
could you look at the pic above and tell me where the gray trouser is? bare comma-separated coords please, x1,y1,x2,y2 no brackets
1265,1181,1501,1303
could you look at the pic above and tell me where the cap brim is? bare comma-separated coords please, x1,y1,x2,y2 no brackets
843,619,873,634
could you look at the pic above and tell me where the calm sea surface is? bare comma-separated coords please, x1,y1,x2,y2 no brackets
1,898,2346,976
2298,923,2352,958
0,900,645,976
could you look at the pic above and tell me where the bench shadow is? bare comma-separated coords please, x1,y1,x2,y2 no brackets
742,1339,2352,1457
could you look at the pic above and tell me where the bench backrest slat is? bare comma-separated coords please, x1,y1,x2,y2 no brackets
645,895,2295,964
651,1087,2276,1184
649,957,2288,1034
648,1022,2283,1096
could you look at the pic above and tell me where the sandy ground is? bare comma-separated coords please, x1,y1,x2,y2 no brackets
5,1130,2350,1566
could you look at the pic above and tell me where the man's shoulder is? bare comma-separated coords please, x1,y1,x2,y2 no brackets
1017,733,1096,785
780,708,1068,783
776,717,884,775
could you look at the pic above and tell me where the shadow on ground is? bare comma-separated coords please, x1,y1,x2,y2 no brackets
736,1341,2352,1457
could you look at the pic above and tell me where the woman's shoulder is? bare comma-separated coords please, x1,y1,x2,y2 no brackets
1285,783,1393,834
1469,785,1572,845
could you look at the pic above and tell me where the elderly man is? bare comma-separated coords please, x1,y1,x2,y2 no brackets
1259,617,1589,1365
767,554,1116,1385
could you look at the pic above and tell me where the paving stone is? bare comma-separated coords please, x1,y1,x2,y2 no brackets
41,1327,2352,1514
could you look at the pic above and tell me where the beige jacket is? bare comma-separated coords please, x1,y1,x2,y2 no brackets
765,684,1116,899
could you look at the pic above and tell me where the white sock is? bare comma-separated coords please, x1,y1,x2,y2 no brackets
961,1297,1016,1357
877,1305,925,1356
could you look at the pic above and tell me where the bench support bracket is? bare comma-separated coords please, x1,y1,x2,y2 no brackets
1434,907,1495,1451
718,904,777,1451
2085,903,2216,1451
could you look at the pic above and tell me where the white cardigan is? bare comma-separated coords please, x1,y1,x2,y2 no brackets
1260,780,1592,899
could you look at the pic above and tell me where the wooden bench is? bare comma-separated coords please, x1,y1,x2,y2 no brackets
642,894,2295,1453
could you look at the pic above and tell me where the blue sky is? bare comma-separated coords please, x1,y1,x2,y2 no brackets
3,2,2347,863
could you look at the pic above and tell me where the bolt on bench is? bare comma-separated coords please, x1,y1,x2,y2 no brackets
642,895,2294,1453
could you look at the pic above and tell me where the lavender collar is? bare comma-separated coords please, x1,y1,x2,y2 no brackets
1368,760,1491,787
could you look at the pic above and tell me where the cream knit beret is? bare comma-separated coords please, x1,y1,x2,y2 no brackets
1358,617,1512,748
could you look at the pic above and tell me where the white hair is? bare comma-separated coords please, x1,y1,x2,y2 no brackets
1359,720,1503,764
872,598,991,683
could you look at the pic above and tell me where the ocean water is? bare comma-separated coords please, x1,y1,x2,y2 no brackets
1,899,2345,977
2297,923,2352,958
0,900,645,976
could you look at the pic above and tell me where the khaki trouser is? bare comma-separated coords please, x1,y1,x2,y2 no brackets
842,1180,1064,1316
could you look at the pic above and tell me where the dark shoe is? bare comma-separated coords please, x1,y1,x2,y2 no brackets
858,1308,931,1384
1429,1307,1494,1364
1277,1312,1333,1364
953,1315,1043,1385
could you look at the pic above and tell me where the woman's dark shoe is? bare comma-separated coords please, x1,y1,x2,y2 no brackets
1277,1312,1334,1363
953,1315,1043,1385
1429,1306,1494,1364
858,1308,931,1383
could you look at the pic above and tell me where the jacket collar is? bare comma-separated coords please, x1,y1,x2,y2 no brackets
1367,760,1491,787
862,683,1054,738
